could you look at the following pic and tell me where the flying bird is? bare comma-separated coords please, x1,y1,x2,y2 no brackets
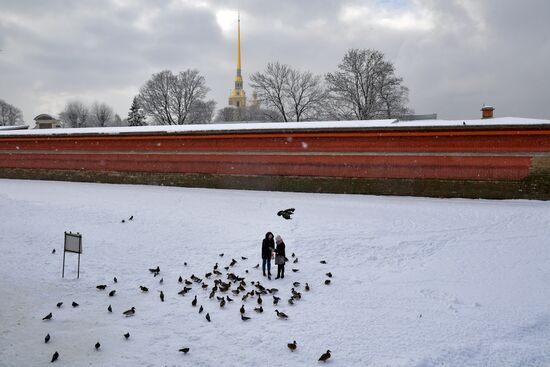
51,351,59,363
277,208,295,219
148,266,160,274
45,333,50,343
318,350,332,362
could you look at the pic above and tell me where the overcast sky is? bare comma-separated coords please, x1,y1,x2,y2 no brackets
1,0,549,124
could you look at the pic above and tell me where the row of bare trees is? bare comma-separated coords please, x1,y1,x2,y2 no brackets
59,101,122,128
5,47,410,128
248,48,411,122
133,47,410,125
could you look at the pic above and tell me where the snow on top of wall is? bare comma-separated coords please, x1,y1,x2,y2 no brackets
0,117,548,137
0,125,30,131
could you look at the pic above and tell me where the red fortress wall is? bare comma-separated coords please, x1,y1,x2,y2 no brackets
0,125,549,199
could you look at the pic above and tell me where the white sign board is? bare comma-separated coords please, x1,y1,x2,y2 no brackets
64,232,82,254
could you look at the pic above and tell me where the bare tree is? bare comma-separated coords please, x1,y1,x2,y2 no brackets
112,114,126,127
188,100,216,124
215,105,278,123
286,69,327,121
250,62,326,122
215,107,239,122
59,100,89,128
138,69,210,125
325,48,411,120
0,99,24,126
90,102,114,127
250,62,291,122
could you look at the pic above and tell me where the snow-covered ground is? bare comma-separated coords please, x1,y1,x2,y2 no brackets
1,179,550,366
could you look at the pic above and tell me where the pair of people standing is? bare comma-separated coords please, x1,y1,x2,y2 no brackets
261,232,286,280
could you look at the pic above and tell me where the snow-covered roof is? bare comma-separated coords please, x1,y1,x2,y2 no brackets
34,114,57,121
0,117,548,137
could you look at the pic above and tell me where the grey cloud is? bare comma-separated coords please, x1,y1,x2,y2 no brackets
0,0,548,123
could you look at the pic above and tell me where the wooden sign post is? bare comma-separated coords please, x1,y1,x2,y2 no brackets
63,232,82,278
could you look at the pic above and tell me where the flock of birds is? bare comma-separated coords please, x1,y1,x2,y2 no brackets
42,210,334,363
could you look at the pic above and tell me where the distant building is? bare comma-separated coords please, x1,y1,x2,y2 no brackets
228,14,246,108
34,114,61,129
397,113,438,121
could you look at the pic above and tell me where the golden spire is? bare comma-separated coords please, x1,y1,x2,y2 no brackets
237,11,241,72
228,11,246,108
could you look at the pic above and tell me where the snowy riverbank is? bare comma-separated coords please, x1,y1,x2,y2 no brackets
0,179,549,366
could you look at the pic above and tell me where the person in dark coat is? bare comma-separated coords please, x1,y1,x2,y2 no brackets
274,235,286,279
262,232,275,278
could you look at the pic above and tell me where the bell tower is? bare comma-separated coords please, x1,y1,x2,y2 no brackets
228,13,246,108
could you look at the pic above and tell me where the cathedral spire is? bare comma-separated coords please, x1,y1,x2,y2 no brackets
228,12,246,108
236,11,241,73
